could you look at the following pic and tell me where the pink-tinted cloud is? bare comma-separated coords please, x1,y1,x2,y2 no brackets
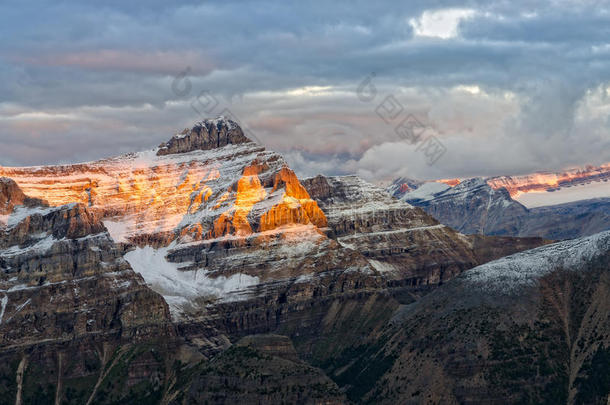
16,50,217,75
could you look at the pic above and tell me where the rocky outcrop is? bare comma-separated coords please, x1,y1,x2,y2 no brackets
157,117,251,155
0,177,44,215
184,338,346,404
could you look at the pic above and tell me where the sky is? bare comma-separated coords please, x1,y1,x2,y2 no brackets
1,0,609,181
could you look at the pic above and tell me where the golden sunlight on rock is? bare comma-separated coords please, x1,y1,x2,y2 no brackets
259,167,327,231
0,142,328,246
210,164,268,237
437,178,461,187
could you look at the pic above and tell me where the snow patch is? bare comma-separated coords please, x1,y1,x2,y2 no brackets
5,206,55,228
1,235,57,257
124,246,260,318
102,219,134,243
6,298,31,323
402,182,450,202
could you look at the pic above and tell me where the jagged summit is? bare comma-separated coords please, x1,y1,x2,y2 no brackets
157,116,253,156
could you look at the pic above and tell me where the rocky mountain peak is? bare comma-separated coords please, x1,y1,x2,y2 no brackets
157,116,253,155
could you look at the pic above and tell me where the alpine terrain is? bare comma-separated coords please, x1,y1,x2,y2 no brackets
0,118,606,404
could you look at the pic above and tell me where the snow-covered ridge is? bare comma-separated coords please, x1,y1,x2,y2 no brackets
464,230,610,293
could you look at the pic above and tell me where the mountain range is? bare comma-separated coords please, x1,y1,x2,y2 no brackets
0,118,607,404
390,169,610,240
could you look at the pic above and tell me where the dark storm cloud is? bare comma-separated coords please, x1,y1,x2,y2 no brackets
0,0,609,180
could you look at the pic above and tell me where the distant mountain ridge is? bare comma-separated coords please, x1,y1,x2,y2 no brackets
389,167,610,239
487,163,610,197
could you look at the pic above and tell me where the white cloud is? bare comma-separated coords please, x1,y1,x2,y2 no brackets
409,8,477,39
454,85,482,95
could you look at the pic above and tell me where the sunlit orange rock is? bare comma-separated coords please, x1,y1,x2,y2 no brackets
0,128,328,246
259,167,327,231
437,178,461,187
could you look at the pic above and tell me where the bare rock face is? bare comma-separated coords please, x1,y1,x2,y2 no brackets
0,182,179,404
157,117,251,155
0,184,173,348
304,175,477,289
0,177,44,215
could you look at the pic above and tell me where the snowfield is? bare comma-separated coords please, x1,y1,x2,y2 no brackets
124,246,260,319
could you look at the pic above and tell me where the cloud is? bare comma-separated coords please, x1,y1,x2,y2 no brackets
16,50,217,75
0,0,608,183
409,8,477,39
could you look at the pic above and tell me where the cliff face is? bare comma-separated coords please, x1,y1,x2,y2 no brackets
0,181,177,404
0,191,172,348
303,175,479,291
